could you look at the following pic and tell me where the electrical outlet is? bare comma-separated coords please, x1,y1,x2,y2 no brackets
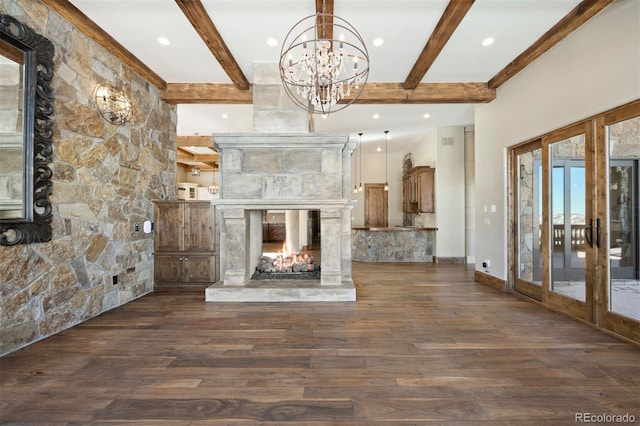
112,275,118,285
134,223,140,232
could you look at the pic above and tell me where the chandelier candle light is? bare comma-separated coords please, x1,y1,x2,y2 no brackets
279,1,370,115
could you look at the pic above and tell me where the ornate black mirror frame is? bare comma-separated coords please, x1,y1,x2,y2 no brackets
0,15,54,246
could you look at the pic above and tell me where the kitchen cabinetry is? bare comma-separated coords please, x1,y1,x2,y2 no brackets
403,166,435,213
262,222,285,242
153,201,218,289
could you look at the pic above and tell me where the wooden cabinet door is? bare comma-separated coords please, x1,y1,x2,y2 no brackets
364,184,388,227
154,202,184,252
184,202,215,251
183,255,217,283
417,168,435,213
154,255,183,284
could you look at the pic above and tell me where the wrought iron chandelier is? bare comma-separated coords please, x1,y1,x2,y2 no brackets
279,1,370,115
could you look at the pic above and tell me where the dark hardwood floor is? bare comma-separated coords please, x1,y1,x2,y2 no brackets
1,262,639,425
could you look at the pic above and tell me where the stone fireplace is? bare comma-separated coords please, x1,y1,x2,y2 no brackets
205,133,356,302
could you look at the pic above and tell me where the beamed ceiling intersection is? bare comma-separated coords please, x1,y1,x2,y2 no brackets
42,0,613,171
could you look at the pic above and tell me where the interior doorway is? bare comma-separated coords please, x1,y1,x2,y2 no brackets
364,183,388,227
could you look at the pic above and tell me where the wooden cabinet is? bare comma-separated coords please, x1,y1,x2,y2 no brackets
403,166,435,213
262,222,285,242
153,201,218,289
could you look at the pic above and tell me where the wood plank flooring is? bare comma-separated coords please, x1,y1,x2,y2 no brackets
1,262,639,424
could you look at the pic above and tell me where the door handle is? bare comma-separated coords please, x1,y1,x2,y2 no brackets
596,218,601,249
585,219,593,248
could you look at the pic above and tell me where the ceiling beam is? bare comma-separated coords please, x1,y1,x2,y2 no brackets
315,0,334,40
488,0,613,90
404,0,475,90
162,82,494,104
41,0,167,90
175,0,250,90
356,82,494,104
178,136,216,148
162,83,253,104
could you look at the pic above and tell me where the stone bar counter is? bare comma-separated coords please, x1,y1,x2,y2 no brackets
351,227,437,262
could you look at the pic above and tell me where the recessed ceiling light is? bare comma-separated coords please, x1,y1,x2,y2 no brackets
157,36,170,46
266,37,278,47
482,37,494,47
376,146,382,152
373,113,380,119
372,38,384,47
221,113,228,119
423,113,431,119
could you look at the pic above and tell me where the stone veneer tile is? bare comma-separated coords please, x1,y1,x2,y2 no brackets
263,175,304,199
253,85,283,109
0,0,177,356
321,149,342,174
243,150,282,173
283,149,322,173
221,149,244,173
224,174,263,199
253,110,309,133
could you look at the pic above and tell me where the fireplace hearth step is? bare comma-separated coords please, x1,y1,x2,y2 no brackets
205,280,355,302
251,268,321,281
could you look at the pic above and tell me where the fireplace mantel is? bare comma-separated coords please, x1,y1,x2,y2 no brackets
205,132,357,302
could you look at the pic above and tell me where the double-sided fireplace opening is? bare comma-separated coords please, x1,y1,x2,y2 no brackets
252,209,321,281
207,132,355,301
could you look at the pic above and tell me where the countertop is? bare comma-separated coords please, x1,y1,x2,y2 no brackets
352,226,438,231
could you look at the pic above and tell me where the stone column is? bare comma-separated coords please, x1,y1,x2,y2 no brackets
221,208,248,285
341,206,354,283
320,208,343,285
252,63,309,133
285,209,300,253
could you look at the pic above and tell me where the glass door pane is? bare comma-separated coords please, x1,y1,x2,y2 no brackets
550,136,586,301
607,117,639,321
517,149,543,285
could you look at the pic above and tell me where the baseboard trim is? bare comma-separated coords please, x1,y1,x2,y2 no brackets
434,256,466,264
474,270,507,292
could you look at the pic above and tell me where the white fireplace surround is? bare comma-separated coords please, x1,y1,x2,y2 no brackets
205,132,357,302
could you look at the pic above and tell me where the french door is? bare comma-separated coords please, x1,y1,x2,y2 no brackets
512,100,639,342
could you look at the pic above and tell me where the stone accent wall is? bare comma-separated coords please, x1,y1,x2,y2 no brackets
0,0,177,356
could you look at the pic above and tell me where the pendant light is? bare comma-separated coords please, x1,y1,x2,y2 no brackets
353,134,359,194
358,132,363,192
384,130,389,191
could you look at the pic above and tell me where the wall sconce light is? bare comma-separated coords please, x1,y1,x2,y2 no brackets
94,83,133,125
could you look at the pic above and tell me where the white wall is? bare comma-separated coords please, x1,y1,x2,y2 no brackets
351,148,403,227
474,0,640,279
405,130,437,227
465,127,476,264
435,126,466,258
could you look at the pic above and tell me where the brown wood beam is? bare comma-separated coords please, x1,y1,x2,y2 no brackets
177,150,219,163
175,0,250,90
162,83,253,104
41,0,166,90
177,136,216,148
404,0,475,90
163,82,494,104
316,0,334,41
488,0,613,90
352,82,495,104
